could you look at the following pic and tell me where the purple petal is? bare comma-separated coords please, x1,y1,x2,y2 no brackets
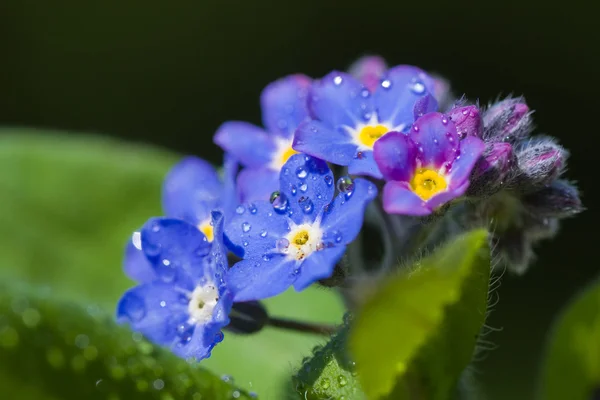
410,112,459,169
373,132,418,182
279,154,335,225
141,218,211,283
413,94,439,120
117,282,188,345
237,167,279,203
293,120,358,166
214,122,276,168
261,74,312,138
447,105,483,139
348,55,388,92
347,152,383,178
320,178,378,243
293,245,347,291
449,136,486,186
124,232,156,283
374,65,436,128
382,181,432,216
228,255,297,302
162,157,222,225
308,71,373,128
224,201,291,259
426,181,469,210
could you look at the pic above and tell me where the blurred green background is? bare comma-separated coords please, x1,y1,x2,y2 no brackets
1,0,598,399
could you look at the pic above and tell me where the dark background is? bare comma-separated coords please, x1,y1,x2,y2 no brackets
1,1,598,398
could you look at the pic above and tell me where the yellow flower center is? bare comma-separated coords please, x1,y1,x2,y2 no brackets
281,146,299,166
358,124,389,148
410,168,448,200
292,230,310,246
198,221,214,242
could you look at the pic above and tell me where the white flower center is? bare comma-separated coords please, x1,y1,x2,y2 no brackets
270,137,299,170
187,282,219,324
345,113,402,151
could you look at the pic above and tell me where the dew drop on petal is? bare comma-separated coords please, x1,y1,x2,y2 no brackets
122,295,146,322
296,166,308,179
270,191,289,214
409,81,425,95
299,197,314,214
299,183,308,192
260,229,268,238
333,75,343,86
381,79,392,89
248,203,257,214
235,205,245,215
276,238,290,253
324,175,333,186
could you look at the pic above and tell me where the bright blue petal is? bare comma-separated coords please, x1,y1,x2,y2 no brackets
224,201,291,258
116,282,188,345
162,156,222,225
293,120,358,166
348,151,382,178
206,211,229,277
220,154,240,220
123,232,156,283
228,255,297,301
449,136,486,186
374,65,436,128
382,181,432,216
413,94,439,120
293,245,346,291
141,218,211,283
373,131,418,182
410,112,460,169
308,71,374,128
237,167,279,203
214,121,276,168
320,178,377,243
279,154,334,225
261,74,312,138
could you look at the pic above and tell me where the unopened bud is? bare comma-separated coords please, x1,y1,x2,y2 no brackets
483,97,533,142
523,180,583,218
347,55,388,92
515,138,567,189
467,142,515,196
448,105,483,139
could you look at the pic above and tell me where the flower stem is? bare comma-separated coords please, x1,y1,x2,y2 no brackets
267,316,337,336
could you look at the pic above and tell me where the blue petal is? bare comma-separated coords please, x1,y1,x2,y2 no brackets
214,121,276,168
348,151,382,179
123,232,156,283
374,65,436,128
279,154,334,225
206,211,229,276
413,94,439,120
141,218,211,283
410,112,460,169
237,167,279,203
373,131,418,182
223,201,291,259
320,178,378,243
261,74,312,138
382,181,432,216
449,136,486,186
227,255,297,301
308,71,374,128
293,120,358,167
162,156,222,225
116,282,188,345
220,153,241,220
293,246,346,291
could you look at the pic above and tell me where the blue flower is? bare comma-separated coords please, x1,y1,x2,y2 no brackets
117,212,233,360
224,154,377,302
124,154,238,283
214,74,312,202
293,67,438,178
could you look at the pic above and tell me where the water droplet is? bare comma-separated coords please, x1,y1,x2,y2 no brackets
299,183,308,192
259,229,267,238
336,176,355,195
298,197,314,214
270,191,289,214
221,374,233,383
262,254,271,261
241,222,251,233
235,205,245,215
409,81,425,94
413,125,420,132
160,300,167,308
74,334,89,349
335,232,343,243
242,241,249,247
296,166,308,179
232,391,241,399
324,175,333,186
153,379,165,390
433,139,439,145
122,294,146,322
417,145,424,153
321,378,331,389
290,185,297,195
333,75,343,85
276,238,290,253
248,203,257,214
338,375,348,386
381,79,391,89
360,89,370,97
441,116,449,125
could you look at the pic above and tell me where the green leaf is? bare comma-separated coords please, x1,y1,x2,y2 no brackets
537,278,600,400
349,229,491,400
0,279,253,399
0,131,344,397
292,315,365,400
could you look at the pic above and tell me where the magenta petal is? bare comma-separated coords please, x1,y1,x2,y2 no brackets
410,112,459,169
449,136,486,186
382,181,432,216
260,74,312,138
448,105,483,139
426,182,469,210
373,132,417,182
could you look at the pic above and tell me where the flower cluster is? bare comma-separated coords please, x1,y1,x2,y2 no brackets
116,56,583,360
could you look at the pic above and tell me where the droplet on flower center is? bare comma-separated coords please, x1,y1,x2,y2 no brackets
198,221,214,242
280,146,299,166
410,168,448,200
358,124,389,148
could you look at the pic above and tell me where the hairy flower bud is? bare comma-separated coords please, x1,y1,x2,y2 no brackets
448,105,483,139
467,142,515,196
523,180,583,218
515,138,567,189
483,97,533,142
